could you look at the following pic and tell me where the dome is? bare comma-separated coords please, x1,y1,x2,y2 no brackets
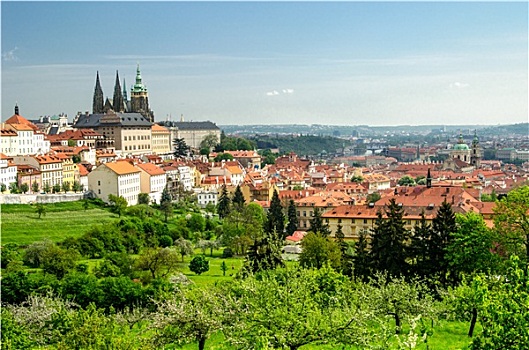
453,143,470,151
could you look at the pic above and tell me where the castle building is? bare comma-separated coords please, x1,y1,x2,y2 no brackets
91,64,154,122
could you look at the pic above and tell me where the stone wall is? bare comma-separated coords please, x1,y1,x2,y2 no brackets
0,193,86,205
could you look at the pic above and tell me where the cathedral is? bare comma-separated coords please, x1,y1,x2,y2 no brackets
92,64,155,122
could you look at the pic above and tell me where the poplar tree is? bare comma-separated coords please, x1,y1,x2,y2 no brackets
309,207,331,236
265,190,284,237
232,185,245,211
431,201,457,286
217,185,231,219
286,199,298,237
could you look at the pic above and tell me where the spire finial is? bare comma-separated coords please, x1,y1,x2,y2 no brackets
15,103,19,115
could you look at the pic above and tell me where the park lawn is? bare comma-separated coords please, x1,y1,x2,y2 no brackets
180,250,245,286
1,205,117,246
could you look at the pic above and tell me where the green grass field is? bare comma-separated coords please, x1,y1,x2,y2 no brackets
1,202,118,246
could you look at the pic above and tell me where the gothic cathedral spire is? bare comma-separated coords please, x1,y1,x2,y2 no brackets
92,71,104,114
113,70,124,112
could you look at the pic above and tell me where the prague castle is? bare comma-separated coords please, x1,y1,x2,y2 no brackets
91,64,154,122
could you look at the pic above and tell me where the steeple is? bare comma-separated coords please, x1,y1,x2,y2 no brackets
14,103,19,115
92,71,104,114
471,130,482,169
113,70,124,112
426,168,432,188
132,63,147,93
122,78,128,101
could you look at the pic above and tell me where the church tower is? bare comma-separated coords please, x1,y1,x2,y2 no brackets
130,64,154,122
92,71,104,114
113,71,125,112
471,131,482,169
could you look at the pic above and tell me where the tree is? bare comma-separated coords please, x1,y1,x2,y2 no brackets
189,256,209,275
52,183,61,193
174,238,194,262
286,199,298,237
61,181,71,193
353,229,371,282
431,201,457,286
335,224,352,276
366,192,381,204
493,185,529,265
220,261,228,276
35,203,46,219
160,187,173,222
351,175,364,183
43,183,51,194
231,185,245,210
150,286,226,350
136,247,181,280
187,213,206,234
72,181,81,193
83,199,90,211
1,183,6,193
447,212,501,277
299,231,341,270
9,182,19,194
199,133,219,152
369,199,410,277
173,137,190,159
41,245,80,279
265,189,285,237
20,183,29,194
243,232,284,274
213,153,234,162
309,207,331,236
217,185,231,219
224,266,377,350
470,256,529,349
108,194,128,217
138,193,150,205
398,175,416,186
31,181,39,193
409,211,433,278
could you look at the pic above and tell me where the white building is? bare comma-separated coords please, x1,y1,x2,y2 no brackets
195,189,218,208
0,155,18,190
88,161,141,205
136,162,167,204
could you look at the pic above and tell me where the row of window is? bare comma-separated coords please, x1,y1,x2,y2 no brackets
124,144,150,151
124,135,151,141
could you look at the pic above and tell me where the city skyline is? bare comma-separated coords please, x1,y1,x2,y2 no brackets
1,1,527,126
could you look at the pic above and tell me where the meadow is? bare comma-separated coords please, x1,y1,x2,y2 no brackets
1,201,117,245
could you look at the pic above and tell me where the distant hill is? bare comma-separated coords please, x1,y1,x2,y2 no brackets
249,134,348,157
221,123,528,137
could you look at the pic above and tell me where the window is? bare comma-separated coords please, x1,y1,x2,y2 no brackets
98,180,101,186
363,219,367,224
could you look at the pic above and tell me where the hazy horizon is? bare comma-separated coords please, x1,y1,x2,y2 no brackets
2,2,527,126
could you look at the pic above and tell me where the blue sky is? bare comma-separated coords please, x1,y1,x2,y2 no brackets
2,1,527,126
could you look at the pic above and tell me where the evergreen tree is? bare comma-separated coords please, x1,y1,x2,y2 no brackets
286,199,298,237
243,231,285,275
160,187,173,223
309,207,331,236
431,201,457,286
265,189,285,237
172,137,190,159
217,185,231,219
369,199,410,277
335,223,352,276
353,229,370,282
232,185,245,211
409,211,433,278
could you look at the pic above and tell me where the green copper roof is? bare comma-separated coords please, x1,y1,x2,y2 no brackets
132,64,147,93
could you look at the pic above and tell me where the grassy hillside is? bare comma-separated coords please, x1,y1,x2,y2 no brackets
1,201,117,246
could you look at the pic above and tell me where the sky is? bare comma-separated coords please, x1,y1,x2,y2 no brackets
1,1,527,126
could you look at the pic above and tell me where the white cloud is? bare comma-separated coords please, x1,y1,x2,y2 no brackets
450,81,470,89
2,46,19,61
266,90,280,96
282,89,294,94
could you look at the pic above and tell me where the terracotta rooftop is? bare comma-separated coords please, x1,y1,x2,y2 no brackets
104,161,141,175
